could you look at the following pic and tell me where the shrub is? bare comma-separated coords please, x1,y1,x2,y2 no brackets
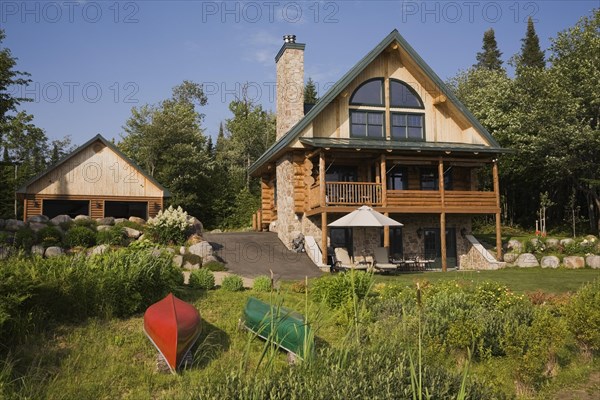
189,268,215,290
97,226,127,246
311,271,373,309
128,238,158,250
203,260,227,271
290,280,307,293
0,232,11,245
565,279,600,353
64,226,96,248
14,228,36,250
37,225,62,247
253,275,272,292
146,206,189,245
73,218,97,229
221,275,244,292
115,220,145,231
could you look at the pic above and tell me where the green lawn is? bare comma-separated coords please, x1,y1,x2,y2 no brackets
373,267,599,293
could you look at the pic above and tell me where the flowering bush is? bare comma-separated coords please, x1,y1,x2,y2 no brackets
146,206,189,245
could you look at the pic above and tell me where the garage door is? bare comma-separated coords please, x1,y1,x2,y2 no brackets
43,200,90,219
104,201,148,219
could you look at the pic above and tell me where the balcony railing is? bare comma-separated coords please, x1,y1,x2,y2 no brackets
306,182,497,212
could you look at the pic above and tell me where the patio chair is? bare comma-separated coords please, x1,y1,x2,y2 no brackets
333,248,368,271
372,247,398,273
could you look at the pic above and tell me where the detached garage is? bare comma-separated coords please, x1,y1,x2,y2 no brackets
16,134,171,221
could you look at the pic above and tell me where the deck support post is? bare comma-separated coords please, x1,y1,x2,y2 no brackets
257,209,263,232
381,155,389,248
321,212,328,265
252,212,257,231
438,158,447,271
319,151,326,208
493,160,502,260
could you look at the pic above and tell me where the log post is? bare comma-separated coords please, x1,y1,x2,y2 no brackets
493,160,502,260
319,151,326,208
381,155,389,248
322,212,328,265
439,158,447,271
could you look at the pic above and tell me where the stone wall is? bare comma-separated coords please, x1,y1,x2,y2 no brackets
274,154,302,248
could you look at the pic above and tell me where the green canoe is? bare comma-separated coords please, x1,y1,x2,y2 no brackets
241,297,313,360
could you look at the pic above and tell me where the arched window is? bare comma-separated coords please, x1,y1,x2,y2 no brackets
390,79,423,108
349,78,384,106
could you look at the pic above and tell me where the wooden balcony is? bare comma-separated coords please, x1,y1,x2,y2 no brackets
306,182,498,215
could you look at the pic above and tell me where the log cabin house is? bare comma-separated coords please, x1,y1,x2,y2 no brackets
17,134,170,221
252,30,508,271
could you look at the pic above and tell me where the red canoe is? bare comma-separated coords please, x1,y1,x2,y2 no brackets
143,293,202,373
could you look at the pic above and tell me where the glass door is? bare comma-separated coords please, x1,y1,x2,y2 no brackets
423,228,456,268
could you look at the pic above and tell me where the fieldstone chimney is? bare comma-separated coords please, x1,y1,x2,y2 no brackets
275,34,305,140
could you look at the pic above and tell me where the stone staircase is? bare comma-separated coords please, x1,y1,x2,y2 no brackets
460,234,506,270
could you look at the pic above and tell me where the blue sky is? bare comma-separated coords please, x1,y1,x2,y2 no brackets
2,0,597,145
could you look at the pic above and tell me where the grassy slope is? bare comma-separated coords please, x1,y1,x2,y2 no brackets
4,270,599,399
374,268,600,293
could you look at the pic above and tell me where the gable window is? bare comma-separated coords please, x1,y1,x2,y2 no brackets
391,113,424,141
349,78,425,140
350,79,384,106
350,110,384,138
390,79,424,108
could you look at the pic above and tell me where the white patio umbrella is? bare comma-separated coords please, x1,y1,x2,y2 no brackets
328,205,403,227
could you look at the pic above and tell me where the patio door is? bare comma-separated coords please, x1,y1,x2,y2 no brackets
330,227,353,257
423,228,457,268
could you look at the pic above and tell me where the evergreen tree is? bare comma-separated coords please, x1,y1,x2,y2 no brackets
519,17,545,70
304,77,318,104
475,28,504,71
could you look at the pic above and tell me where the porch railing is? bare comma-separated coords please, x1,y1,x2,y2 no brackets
326,182,382,206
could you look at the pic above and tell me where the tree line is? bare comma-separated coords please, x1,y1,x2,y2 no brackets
1,10,598,233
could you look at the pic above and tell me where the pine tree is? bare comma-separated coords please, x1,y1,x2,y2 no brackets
304,77,318,104
519,17,545,69
475,28,504,71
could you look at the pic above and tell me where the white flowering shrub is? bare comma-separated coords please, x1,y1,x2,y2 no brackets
147,206,189,245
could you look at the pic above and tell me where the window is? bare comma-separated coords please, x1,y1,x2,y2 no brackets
387,166,408,190
350,79,384,106
419,168,453,190
330,228,353,257
350,110,384,138
391,113,424,141
390,79,424,108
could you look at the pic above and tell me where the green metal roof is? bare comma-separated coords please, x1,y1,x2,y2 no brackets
16,134,172,197
299,137,511,154
249,29,504,175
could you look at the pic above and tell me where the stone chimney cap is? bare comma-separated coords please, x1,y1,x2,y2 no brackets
283,34,296,44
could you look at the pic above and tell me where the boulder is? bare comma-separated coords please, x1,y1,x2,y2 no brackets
29,222,47,232
187,217,203,234
515,253,539,268
503,252,518,263
507,239,523,253
45,246,64,258
114,218,127,224
560,238,574,246
541,256,560,269
202,255,220,266
211,229,223,233
269,220,277,232
96,225,112,232
129,216,146,225
5,219,26,231
50,214,72,225
530,238,540,247
584,235,598,243
586,255,600,269
186,233,203,245
74,215,91,221
90,244,109,255
183,262,200,271
563,256,585,269
172,255,183,268
137,234,145,241
27,215,49,223
179,246,186,255
123,227,141,239
96,217,115,226
0,245,11,260
31,245,45,257
545,238,560,248
188,241,213,259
